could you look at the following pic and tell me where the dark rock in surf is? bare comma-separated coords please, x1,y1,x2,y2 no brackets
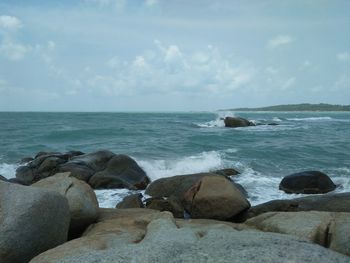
89,154,150,190
279,171,336,194
224,117,255,128
116,193,144,209
212,168,240,176
145,196,184,218
0,174,7,182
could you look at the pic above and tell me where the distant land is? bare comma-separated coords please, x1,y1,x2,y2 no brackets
224,103,350,112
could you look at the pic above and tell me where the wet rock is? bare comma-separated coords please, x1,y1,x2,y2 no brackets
279,171,336,194
145,196,184,218
224,117,255,128
89,154,150,190
212,168,240,176
116,193,144,209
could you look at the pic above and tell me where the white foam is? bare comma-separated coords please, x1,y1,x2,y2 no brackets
94,189,142,208
0,163,17,179
137,151,224,181
272,117,283,122
195,111,236,128
287,117,333,121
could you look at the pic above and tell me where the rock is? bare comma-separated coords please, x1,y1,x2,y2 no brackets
183,175,250,220
32,172,99,232
58,162,95,182
30,212,349,263
116,193,144,209
8,177,29,185
245,211,350,256
0,181,70,263
224,117,255,128
236,192,350,222
212,168,240,176
15,165,35,185
37,156,66,175
279,170,336,194
69,150,115,172
89,154,150,190
145,172,217,199
145,196,184,218
20,157,34,164
0,174,7,182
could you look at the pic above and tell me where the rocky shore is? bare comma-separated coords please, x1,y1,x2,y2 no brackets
1,150,350,262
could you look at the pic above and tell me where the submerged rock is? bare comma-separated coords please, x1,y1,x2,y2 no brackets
279,170,336,194
0,181,70,263
224,117,255,128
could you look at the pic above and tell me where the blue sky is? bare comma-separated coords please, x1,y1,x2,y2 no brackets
0,0,349,111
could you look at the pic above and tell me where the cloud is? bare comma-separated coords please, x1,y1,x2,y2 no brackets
0,15,22,30
281,77,296,90
337,52,350,61
268,35,294,48
0,39,30,60
85,42,256,97
145,0,158,6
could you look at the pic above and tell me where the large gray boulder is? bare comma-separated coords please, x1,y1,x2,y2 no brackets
145,172,222,199
183,175,250,220
89,155,150,190
0,181,70,263
224,117,255,128
236,192,350,222
30,212,349,263
32,172,99,231
245,211,350,256
279,170,336,194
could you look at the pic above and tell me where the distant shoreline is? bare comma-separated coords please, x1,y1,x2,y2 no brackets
222,103,350,112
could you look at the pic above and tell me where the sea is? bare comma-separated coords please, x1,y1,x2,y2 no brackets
1,111,349,208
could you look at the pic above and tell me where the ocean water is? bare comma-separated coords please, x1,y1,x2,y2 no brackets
1,111,350,208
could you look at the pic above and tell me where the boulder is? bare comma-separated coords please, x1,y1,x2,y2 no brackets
0,174,7,182
89,154,150,190
145,172,218,199
15,165,35,185
58,162,95,182
69,150,115,172
116,193,144,209
279,170,336,194
32,172,99,231
183,175,250,220
224,117,255,128
145,196,184,218
245,211,350,256
236,192,350,222
30,212,349,263
212,168,240,176
0,181,70,263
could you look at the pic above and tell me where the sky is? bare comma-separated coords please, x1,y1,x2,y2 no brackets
0,0,349,111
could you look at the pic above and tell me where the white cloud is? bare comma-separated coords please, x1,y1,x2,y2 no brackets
0,15,22,30
145,0,158,6
83,42,256,96
0,39,30,60
268,35,294,48
281,77,296,90
337,52,350,61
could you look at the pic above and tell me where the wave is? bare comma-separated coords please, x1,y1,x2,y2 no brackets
287,117,333,121
272,117,283,122
194,111,236,128
0,163,17,179
137,151,225,181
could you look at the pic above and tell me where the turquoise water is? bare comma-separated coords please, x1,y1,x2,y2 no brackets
1,111,350,206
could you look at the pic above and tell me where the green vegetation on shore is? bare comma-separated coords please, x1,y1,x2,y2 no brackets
225,103,350,112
